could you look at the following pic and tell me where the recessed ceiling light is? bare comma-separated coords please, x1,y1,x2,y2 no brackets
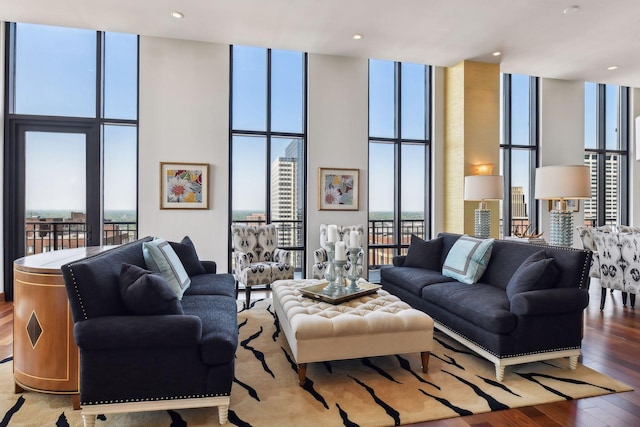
608,65,619,70
171,11,184,19
353,34,363,40
492,51,502,57
563,6,580,15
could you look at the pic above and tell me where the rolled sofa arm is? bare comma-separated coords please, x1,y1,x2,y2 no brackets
200,260,217,274
510,288,589,316
74,315,203,350
392,255,407,267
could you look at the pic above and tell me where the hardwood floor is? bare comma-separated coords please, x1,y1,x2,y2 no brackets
1,280,639,426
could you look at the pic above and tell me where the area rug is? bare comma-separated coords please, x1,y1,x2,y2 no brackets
0,299,632,427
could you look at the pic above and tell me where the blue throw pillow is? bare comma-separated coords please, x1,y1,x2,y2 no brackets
119,263,184,315
506,251,559,301
143,238,191,299
442,235,494,284
404,235,443,270
169,236,206,276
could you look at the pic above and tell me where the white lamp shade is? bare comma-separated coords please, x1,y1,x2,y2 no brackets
464,175,504,201
535,165,591,200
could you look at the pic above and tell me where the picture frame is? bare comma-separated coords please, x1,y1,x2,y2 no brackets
548,199,579,212
318,167,359,211
160,162,209,209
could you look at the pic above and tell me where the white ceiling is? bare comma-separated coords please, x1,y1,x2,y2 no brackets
2,0,640,88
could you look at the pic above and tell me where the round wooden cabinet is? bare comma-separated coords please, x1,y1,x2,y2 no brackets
13,246,115,409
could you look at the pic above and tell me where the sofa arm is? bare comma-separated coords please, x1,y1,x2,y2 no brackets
201,260,217,274
74,315,202,350
392,255,406,267
510,288,589,316
274,248,292,264
314,247,328,263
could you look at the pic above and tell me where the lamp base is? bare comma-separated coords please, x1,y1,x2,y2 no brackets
475,209,491,239
549,210,573,247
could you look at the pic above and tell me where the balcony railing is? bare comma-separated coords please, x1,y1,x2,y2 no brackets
24,221,137,255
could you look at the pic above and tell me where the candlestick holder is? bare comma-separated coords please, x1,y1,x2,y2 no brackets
347,247,363,293
322,242,339,296
333,259,347,294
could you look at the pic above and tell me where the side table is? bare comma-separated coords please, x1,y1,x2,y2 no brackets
13,246,115,409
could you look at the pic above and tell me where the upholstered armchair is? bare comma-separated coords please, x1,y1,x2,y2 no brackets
312,224,366,279
576,225,613,281
591,230,640,310
231,224,294,304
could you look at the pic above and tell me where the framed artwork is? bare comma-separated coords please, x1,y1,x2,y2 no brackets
548,199,579,212
160,162,209,209
318,167,359,211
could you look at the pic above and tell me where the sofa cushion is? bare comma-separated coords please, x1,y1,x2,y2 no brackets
404,235,443,270
421,282,516,334
505,251,559,301
442,235,494,284
119,263,184,315
169,236,206,277
143,238,191,299
380,266,456,296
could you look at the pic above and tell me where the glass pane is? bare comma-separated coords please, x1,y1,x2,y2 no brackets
270,137,304,247
15,23,96,117
510,74,531,146
103,125,137,243
369,142,395,267
510,149,533,236
401,143,425,242
232,46,267,131
104,32,138,120
605,84,620,150
369,60,396,138
25,132,86,254
232,136,266,222
583,153,598,226
604,153,623,225
584,82,597,149
271,50,304,133
401,63,426,140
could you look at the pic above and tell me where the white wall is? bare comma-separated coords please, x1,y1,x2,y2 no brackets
631,88,640,226
538,78,585,247
306,54,369,276
138,36,231,270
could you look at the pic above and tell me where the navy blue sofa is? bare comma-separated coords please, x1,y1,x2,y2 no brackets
381,232,591,381
61,237,237,425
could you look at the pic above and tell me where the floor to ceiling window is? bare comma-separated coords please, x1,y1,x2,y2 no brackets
583,83,629,226
229,46,307,277
368,60,431,272
3,23,139,300
500,74,539,238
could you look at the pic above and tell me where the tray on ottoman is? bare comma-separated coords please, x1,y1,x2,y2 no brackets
299,280,381,304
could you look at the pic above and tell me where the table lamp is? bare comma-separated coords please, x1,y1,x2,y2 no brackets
464,175,504,238
535,165,591,247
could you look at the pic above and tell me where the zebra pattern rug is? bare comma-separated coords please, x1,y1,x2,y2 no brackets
0,299,632,426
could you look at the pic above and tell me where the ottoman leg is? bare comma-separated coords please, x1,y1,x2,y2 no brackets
421,351,430,373
297,363,307,386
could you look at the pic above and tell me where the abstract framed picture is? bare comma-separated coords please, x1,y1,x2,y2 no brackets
318,167,359,211
160,162,209,209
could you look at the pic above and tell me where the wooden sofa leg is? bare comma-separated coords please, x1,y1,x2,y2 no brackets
82,414,96,427
298,363,307,386
218,403,229,424
495,365,505,382
600,287,607,311
569,355,579,370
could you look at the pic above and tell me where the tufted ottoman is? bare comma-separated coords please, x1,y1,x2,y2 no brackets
272,279,434,385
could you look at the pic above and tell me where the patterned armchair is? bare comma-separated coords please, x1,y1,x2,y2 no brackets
312,224,366,279
576,225,613,280
591,230,640,310
231,224,293,304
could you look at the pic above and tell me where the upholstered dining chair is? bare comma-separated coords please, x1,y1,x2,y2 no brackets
312,224,366,279
230,224,293,304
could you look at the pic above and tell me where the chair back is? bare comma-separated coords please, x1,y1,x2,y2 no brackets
231,224,279,262
319,224,365,248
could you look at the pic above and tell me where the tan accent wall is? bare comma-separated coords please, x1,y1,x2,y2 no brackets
444,61,500,237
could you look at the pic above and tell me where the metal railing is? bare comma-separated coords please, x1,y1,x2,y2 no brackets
25,220,137,255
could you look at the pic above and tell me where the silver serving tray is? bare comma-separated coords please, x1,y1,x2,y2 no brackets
299,281,382,304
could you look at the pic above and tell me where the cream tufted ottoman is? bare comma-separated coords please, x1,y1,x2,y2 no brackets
272,279,434,385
